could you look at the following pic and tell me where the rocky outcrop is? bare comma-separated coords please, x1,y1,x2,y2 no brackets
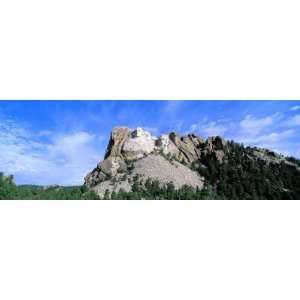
92,154,205,198
156,134,180,157
84,127,157,186
168,132,204,163
104,127,131,159
202,136,228,162
122,128,156,160
84,126,229,192
84,127,130,185
81,126,300,199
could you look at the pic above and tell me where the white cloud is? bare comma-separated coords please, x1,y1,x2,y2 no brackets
202,122,227,137
240,129,295,144
0,119,102,185
239,113,280,136
290,105,300,111
190,120,228,137
188,110,300,158
283,114,300,127
48,132,95,157
232,127,298,157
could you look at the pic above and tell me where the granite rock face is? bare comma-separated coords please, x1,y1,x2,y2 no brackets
92,154,205,198
84,127,229,194
169,132,203,163
202,136,228,162
104,127,131,159
122,127,156,160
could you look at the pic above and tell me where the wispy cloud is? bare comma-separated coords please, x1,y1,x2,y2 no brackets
239,113,281,136
0,119,102,185
283,114,300,127
188,111,298,157
291,105,300,111
229,113,297,157
241,129,295,144
190,120,228,137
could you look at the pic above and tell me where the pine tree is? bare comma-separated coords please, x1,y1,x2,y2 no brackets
104,189,110,200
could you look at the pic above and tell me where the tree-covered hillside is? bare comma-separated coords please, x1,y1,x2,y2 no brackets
194,142,300,200
0,173,99,200
104,142,300,200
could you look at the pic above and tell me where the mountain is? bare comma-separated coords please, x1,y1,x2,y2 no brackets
84,127,300,199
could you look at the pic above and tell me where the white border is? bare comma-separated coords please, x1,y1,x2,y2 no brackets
0,0,300,100
1,200,300,300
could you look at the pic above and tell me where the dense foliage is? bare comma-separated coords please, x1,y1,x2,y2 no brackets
195,142,300,200
108,176,219,200
0,173,99,200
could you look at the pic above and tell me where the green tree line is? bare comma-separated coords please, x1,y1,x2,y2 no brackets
108,175,219,200
0,172,99,200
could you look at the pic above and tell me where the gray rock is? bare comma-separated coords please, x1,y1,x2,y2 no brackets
85,127,227,191
91,154,204,198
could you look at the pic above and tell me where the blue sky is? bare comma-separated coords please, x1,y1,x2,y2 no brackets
0,100,300,185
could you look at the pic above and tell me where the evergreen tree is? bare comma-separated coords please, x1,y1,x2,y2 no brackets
103,189,110,200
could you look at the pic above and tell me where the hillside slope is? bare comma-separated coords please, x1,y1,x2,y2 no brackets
85,127,300,199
